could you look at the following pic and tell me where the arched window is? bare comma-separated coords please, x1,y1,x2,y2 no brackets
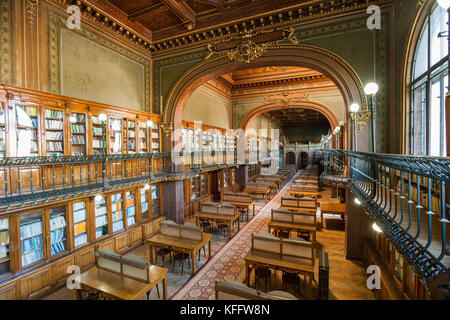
410,3,448,156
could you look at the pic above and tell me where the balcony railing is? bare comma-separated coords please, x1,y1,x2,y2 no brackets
321,149,449,286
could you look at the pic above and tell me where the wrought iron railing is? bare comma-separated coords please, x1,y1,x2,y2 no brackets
321,149,449,286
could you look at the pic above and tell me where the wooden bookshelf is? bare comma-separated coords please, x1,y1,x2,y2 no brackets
109,117,123,154
92,115,105,155
150,123,161,153
73,200,88,248
0,110,5,158
140,186,150,220
70,113,87,156
45,108,65,157
94,195,108,239
126,190,136,226
48,206,67,257
16,105,39,157
0,218,9,276
111,192,124,233
20,211,44,268
124,120,136,154
151,185,162,217
139,122,149,153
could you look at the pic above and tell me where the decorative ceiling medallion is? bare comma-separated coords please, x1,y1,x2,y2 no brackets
264,92,310,107
227,40,268,64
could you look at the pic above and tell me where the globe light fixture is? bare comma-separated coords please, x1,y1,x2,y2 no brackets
146,120,153,128
144,184,150,190
437,0,450,10
354,198,361,205
69,116,77,124
349,103,360,113
95,194,103,202
339,120,345,127
364,82,379,95
372,223,382,233
98,113,107,122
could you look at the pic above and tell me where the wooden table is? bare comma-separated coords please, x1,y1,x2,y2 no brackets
290,191,319,199
76,265,168,300
319,202,346,228
220,200,255,221
268,221,317,241
244,188,270,201
195,212,240,239
244,250,316,298
148,233,212,274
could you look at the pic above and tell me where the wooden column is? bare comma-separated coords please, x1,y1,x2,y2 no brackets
162,181,185,224
237,165,248,192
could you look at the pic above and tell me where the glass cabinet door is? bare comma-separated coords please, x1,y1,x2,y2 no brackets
140,187,150,220
70,113,87,156
109,118,122,154
20,212,44,268
151,123,160,153
73,201,88,247
45,109,65,157
125,120,136,154
126,191,136,226
139,122,149,153
111,193,123,232
0,110,5,158
94,196,108,239
0,218,10,276
151,185,161,216
16,105,39,157
92,115,105,155
49,207,67,256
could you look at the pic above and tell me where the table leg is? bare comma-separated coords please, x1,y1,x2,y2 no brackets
228,223,232,239
149,242,154,264
309,275,313,299
195,216,199,227
75,288,82,300
245,262,250,286
237,217,240,231
321,211,324,229
246,207,249,222
313,231,316,242
192,251,196,274
163,277,168,300
208,240,212,258
253,204,255,217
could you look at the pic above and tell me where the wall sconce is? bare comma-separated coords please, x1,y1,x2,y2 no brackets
349,103,371,131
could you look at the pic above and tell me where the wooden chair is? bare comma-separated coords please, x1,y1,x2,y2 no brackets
199,218,212,233
171,248,191,275
154,243,172,268
254,263,271,292
276,228,290,239
282,268,301,295
217,222,229,240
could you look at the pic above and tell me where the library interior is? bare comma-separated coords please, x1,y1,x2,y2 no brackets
0,0,448,301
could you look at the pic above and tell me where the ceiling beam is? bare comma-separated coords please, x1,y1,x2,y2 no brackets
128,3,166,21
160,0,197,30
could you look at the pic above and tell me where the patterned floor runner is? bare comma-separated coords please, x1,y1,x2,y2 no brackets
170,172,300,300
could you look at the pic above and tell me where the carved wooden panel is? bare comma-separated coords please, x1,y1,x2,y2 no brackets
129,227,143,247
115,233,129,252
19,267,51,299
50,256,75,285
0,282,20,300
74,247,95,270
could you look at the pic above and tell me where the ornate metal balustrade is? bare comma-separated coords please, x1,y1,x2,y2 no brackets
320,150,449,288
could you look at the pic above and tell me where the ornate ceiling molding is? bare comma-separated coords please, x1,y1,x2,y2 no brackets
264,91,311,107
45,0,393,56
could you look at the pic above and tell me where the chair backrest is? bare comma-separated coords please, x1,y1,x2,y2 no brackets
291,185,318,192
121,254,149,282
160,220,180,237
160,220,203,241
252,233,280,254
96,249,122,274
223,192,236,202
201,202,219,214
271,209,316,225
236,193,252,203
215,281,298,300
218,203,236,216
281,196,298,207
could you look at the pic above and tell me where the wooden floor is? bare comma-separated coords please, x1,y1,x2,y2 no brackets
42,173,374,300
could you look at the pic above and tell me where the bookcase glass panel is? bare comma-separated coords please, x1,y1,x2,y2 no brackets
140,187,149,220
139,122,149,153
45,109,64,157
0,110,5,158
126,191,136,226
111,193,124,232
16,105,39,157
0,218,10,276
94,196,108,239
73,201,87,247
20,212,44,268
152,185,161,216
125,120,136,154
92,115,105,155
49,206,67,256
151,123,160,153
109,118,122,154
70,113,87,156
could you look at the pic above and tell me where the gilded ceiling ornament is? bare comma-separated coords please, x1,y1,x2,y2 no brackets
264,92,310,107
227,40,268,64
28,0,39,4
161,122,174,137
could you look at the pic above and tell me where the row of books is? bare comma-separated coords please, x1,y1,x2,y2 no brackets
72,135,86,144
96,227,108,238
46,131,63,140
112,221,123,233
46,109,63,118
126,206,135,217
112,202,122,212
127,141,136,149
50,228,65,243
0,245,9,259
95,206,107,217
19,106,38,117
73,209,87,224
74,222,87,235
74,233,88,247
47,141,63,152
127,131,136,138
21,235,43,253
127,121,135,128
73,202,86,211
93,140,105,148
127,216,136,226
22,249,44,267
112,210,123,222
72,113,85,122
71,124,85,133
95,215,108,228
0,219,7,230
50,241,66,256
45,119,63,129
49,216,66,231
93,127,103,135
20,221,43,239
17,117,38,128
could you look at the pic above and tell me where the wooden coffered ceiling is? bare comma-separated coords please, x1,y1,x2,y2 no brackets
59,0,393,55
265,108,330,128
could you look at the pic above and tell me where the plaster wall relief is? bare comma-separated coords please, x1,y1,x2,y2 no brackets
0,0,14,85
47,10,150,111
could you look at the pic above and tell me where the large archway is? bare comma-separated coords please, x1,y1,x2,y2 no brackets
162,44,367,150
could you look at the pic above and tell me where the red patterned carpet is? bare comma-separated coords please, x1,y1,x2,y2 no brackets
170,173,299,300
